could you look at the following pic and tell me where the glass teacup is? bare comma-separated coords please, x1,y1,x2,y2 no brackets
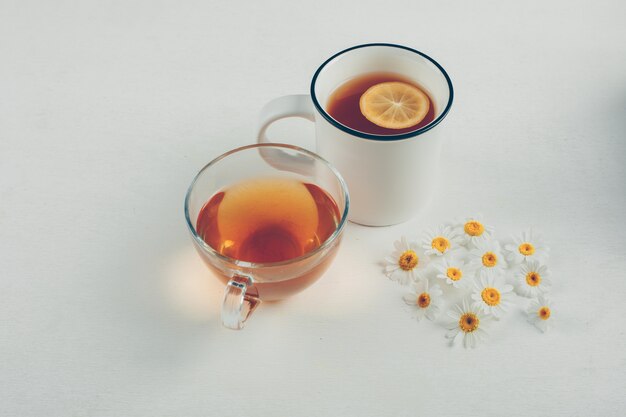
184,144,349,329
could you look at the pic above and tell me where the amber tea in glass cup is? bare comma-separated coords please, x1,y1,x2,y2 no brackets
184,144,349,329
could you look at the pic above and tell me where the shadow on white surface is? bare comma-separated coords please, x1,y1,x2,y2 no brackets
157,223,384,328
160,246,223,323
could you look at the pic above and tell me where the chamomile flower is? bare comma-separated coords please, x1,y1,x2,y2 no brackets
454,215,495,248
468,240,507,279
504,229,549,264
421,224,462,257
444,299,492,348
432,255,476,289
514,260,551,298
526,295,553,333
384,236,425,285
403,279,443,322
470,275,514,319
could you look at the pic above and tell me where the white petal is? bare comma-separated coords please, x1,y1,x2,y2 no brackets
537,320,548,333
395,275,408,285
403,294,416,305
388,270,401,281
404,272,416,285
447,310,459,320
385,256,398,264
446,328,459,339
430,285,443,297
475,329,488,343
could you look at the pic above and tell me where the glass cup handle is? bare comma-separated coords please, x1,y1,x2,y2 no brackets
221,275,261,330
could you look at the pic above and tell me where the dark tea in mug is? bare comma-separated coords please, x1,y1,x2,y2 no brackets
326,72,436,135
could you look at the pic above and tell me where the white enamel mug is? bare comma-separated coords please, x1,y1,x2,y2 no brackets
257,43,453,226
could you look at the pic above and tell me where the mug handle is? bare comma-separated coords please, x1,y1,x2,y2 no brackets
222,275,260,330
256,95,317,174
257,94,316,144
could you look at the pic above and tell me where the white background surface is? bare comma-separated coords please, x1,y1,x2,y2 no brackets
1,1,625,416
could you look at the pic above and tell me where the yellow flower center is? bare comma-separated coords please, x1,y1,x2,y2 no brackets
526,271,541,287
398,250,418,271
464,221,485,237
482,252,497,267
417,293,431,308
431,236,450,253
446,267,463,281
481,287,501,306
459,312,480,333
519,242,535,256
538,306,551,320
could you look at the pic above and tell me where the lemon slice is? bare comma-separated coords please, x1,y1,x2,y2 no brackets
359,81,430,129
